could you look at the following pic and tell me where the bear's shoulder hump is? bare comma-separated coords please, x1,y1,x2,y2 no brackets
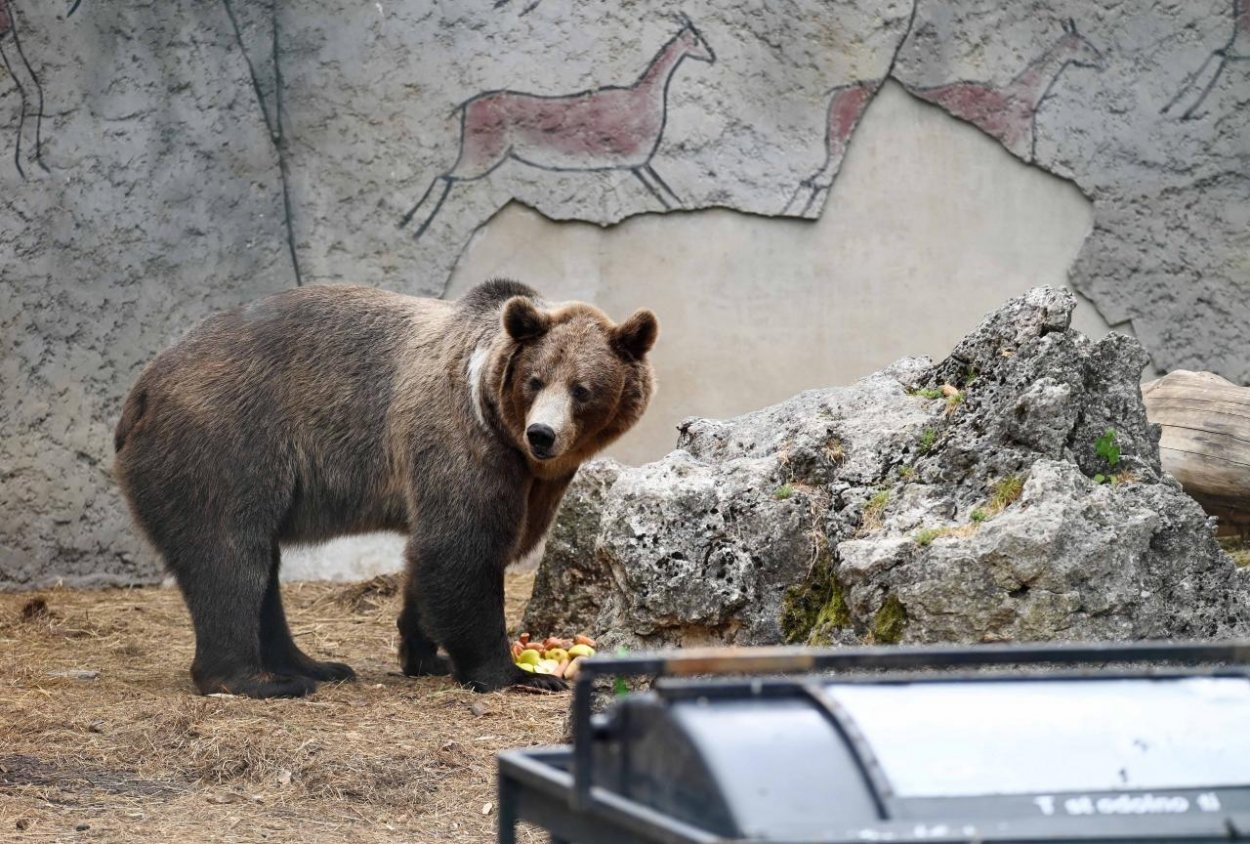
457,279,540,314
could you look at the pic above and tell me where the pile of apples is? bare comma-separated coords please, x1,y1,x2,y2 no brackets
511,633,596,680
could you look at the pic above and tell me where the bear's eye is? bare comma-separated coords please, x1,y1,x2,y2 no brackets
571,385,592,403
527,376,545,392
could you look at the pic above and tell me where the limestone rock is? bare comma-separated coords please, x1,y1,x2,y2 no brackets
523,459,624,638
525,287,1250,650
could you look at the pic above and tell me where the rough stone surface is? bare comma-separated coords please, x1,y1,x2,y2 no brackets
525,288,1250,650
523,460,624,638
3,1,1246,588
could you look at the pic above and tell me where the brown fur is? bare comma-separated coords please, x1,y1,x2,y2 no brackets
113,280,657,697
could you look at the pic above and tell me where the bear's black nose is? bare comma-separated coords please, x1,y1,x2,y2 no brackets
526,423,556,456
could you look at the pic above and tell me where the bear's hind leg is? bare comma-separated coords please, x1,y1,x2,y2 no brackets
172,539,316,699
260,546,357,684
397,570,451,677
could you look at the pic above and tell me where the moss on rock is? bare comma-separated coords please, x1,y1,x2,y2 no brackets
780,536,849,645
871,594,907,644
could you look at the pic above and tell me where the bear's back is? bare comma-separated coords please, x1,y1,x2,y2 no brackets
145,288,400,396
120,286,455,473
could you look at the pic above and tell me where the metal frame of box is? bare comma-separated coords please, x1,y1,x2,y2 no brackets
498,640,1250,844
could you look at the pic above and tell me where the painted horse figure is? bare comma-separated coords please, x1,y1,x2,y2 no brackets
398,15,715,239
909,19,1104,161
782,81,878,217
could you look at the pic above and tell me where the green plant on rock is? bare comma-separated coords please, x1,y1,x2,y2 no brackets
917,428,937,454
872,595,907,644
1093,428,1121,484
613,646,631,696
773,483,795,500
913,527,943,546
911,386,944,399
1096,428,1121,468
970,508,989,523
989,474,1024,513
858,487,891,534
913,523,978,545
780,539,849,646
809,584,850,644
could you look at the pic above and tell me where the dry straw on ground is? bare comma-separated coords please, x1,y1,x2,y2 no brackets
0,571,568,843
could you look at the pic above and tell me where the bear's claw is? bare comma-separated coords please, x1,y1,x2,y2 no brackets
401,652,453,678
194,671,318,699
456,664,568,693
510,668,568,693
298,659,357,683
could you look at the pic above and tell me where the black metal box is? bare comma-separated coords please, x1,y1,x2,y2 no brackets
498,641,1250,843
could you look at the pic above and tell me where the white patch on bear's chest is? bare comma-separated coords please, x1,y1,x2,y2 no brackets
467,343,491,431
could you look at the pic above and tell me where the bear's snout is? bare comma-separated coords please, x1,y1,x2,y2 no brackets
524,386,574,460
526,423,556,458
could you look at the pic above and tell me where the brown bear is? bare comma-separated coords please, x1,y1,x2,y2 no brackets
113,279,657,697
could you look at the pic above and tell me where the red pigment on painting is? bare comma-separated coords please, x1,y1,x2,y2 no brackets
453,25,709,174
912,28,1102,159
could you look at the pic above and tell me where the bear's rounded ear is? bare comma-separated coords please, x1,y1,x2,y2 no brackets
502,297,551,342
613,309,659,360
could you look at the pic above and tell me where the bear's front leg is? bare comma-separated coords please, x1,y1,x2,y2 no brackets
403,481,566,693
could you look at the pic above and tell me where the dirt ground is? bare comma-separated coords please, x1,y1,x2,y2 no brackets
0,571,569,843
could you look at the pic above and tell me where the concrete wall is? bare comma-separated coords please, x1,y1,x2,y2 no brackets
447,81,1112,466
2,1,1245,587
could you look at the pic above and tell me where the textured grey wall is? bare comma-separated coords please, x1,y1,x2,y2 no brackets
2,2,293,588
1,1,1245,588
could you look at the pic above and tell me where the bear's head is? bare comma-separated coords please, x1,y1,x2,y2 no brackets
494,296,658,475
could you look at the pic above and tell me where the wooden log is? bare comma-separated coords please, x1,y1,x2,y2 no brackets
1142,370,1250,530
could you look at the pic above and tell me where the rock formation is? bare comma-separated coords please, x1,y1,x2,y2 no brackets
525,288,1250,649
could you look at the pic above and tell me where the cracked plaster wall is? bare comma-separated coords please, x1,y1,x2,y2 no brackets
1,0,1245,586
446,80,1110,467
